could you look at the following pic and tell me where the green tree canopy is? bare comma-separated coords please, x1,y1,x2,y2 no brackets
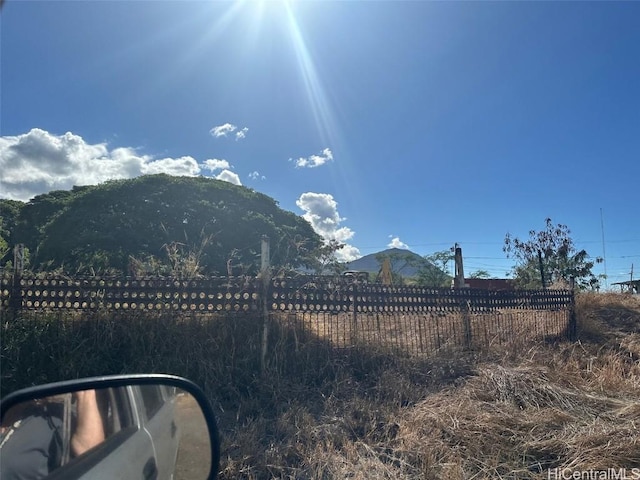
4,175,323,276
415,250,454,287
504,218,601,290
0,199,25,269
374,250,423,285
306,240,347,275
469,269,491,279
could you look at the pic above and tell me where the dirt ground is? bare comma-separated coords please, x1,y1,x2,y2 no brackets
174,391,212,479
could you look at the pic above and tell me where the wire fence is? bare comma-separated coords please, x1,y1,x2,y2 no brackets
271,308,571,358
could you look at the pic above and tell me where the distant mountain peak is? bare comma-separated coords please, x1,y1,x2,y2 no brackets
346,248,432,277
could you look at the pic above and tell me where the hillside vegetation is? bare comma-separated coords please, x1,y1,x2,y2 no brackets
0,175,322,275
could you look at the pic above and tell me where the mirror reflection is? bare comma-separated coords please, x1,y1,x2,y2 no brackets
0,384,211,479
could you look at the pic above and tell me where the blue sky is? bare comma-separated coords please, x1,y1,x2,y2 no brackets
1,0,639,285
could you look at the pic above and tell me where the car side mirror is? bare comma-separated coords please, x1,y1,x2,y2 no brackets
1,374,220,480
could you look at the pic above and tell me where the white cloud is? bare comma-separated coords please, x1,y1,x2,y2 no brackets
0,128,244,201
338,244,361,263
388,236,409,249
204,158,242,185
235,127,249,141
248,171,265,180
210,123,237,138
203,158,231,172
296,192,360,262
210,123,248,141
141,156,201,176
292,148,333,169
215,169,242,186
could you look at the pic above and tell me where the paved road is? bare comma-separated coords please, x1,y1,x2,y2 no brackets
174,392,212,479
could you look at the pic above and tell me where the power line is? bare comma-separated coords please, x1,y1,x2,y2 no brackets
576,240,640,245
357,239,639,251
600,208,607,289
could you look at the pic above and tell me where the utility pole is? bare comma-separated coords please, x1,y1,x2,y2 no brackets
601,208,608,288
454,244,465,288
453,244,472,347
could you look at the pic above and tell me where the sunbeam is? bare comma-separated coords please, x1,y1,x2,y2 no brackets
282,3,338,147
138,1,247,99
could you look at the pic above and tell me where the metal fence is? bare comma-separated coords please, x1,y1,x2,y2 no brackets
1,274,575,356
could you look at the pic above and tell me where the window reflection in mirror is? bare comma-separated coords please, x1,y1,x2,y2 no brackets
1,385,211,480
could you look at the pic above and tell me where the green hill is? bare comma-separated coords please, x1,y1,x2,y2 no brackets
0,175,323,276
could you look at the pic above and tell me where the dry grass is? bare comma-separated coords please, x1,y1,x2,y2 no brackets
3,292,639,478
290,308,570,357
575,292,640,342
216,292,640,479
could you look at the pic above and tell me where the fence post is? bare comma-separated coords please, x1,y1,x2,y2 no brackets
9,244,25,316
568,277,577,341
462,299,472,349
260,235,271,374
351,281,358,345
9,273,21,312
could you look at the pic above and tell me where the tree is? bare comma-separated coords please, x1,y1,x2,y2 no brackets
306,240,347,275
504,218,601,290
374,250,422,285
0,236,8,270
416,250,454,287
469,269,491,279
0,199,25,269
6,175,324,275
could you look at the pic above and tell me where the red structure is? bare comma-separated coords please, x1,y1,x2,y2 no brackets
462,278,515,291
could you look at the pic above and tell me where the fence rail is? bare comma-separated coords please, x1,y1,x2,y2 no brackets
1,273,575,357
1,274,574,313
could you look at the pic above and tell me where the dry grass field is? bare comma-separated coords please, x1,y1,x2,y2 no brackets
282,307,570,356
2,292,638,479
217,293,640,479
